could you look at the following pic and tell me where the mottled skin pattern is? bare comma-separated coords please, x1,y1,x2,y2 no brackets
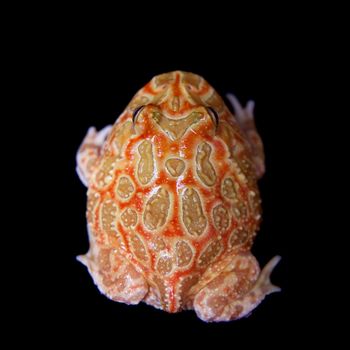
76,71,281,322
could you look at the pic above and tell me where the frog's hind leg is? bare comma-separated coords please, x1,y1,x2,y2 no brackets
77,240,148,305
76,125,112,186
193,254,281,322
226,94,265,178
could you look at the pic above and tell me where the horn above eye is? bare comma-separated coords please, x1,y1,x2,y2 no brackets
206,106,219,128
132,105,145,124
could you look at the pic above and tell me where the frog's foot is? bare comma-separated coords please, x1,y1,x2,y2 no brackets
226,93,265,178
76,125,112,186
77,245,148,305
193,254,281,322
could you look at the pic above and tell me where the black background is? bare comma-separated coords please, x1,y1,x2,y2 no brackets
17,26,319,346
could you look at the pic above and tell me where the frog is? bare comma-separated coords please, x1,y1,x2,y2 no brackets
76,71,281,322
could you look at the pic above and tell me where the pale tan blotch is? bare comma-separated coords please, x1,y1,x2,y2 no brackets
120,208,138,228
153,72,175,87
130,233,148,262
229,227,249,247
87,190,100,225
182,72,202,89
151,91,168,105
156,255,173,275
175,240,193,267
137,140,155,185
128,95,150,110
143,187,170,231
165,158,185,177
182,188,207,236
198,239,223,268
232,201,249,220
237,154,254,178
116,176,135,200
152,111,203,141
206,91,224,112
149,236,166,252
222,177,239,201
184,89,203,105
112,121,133,158
95,156,117,188
100,197,118,235
212,204,230,232
196,142,217,186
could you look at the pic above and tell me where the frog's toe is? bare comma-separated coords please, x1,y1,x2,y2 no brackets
76,125,113,186
226,93,265,178
94,125,113,146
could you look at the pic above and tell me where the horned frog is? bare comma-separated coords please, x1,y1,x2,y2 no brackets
76,71,281,322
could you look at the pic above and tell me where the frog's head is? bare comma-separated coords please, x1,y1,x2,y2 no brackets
127,71,229,140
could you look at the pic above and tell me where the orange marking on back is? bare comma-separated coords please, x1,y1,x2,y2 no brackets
172,72,181,96
153,133,169,159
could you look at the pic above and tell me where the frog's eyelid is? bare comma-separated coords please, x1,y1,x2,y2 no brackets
206,106,219,129
132,105,145,124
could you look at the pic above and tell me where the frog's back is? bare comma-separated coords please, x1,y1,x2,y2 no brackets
86,71,261,310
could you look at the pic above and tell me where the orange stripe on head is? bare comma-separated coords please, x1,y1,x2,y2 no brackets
143,83,157,95
172,71,181,96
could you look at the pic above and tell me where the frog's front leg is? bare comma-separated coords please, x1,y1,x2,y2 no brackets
226,94,265,178
76,125,112,186
193,253,281,322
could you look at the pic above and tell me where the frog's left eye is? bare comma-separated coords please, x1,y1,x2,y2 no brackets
206,107,219,128
132,105,145,124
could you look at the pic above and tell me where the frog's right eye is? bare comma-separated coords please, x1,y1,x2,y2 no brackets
132,105,146,124
206,106,219,129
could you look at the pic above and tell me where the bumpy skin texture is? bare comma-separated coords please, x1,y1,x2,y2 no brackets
76,71,280,322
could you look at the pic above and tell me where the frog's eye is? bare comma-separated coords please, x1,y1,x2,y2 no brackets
206,107,219,128
132,105,145,124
